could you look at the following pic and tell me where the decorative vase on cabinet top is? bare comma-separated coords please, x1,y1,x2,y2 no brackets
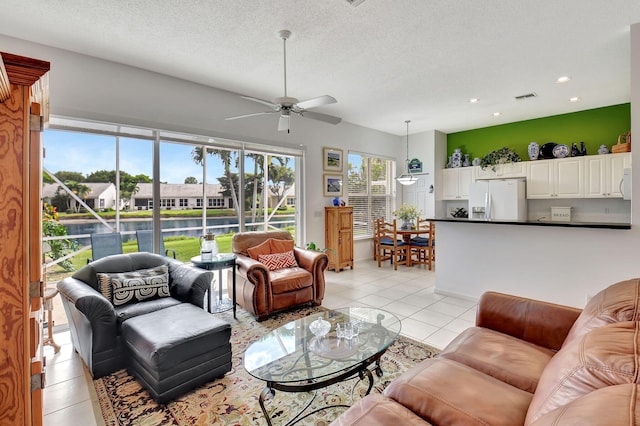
571,143,580,157
598,144,610,155
451,149,463,168
528,142,540,160
580,141,587,156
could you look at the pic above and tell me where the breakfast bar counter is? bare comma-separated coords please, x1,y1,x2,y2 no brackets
428,217,631,230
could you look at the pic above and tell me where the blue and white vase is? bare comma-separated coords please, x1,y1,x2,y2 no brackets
463,154,471,167
598,144,610,155
401,220,413,230
571,143,580,157
472,157,481,166
451,149,463,168
528,142,540,160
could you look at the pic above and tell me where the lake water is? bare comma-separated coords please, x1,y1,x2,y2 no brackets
60,216,294,243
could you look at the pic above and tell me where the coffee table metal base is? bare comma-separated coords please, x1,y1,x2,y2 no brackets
258,357,383,426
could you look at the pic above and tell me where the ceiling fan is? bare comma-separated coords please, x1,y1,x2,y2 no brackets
225,30,342,133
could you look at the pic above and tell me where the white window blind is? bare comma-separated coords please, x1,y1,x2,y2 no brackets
347,152,395,239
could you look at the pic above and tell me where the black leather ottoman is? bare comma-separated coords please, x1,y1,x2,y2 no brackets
121,303,232,403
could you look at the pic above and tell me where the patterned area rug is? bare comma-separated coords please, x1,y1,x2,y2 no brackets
94,306,440,425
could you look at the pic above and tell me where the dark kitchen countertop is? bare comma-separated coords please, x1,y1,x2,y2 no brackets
428,217,631,230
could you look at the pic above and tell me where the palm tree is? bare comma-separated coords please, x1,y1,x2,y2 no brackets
55,181,90,213
246,152,264,222
268,156,294,209
191,147,240,217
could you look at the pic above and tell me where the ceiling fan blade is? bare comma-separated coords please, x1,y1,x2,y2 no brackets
300,110,342,125
295,95,337,110
277,114,290,132
240,95,279,110
225,111,276,121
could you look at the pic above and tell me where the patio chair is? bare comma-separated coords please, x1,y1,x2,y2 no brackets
136,230,176,259
89,232,123,263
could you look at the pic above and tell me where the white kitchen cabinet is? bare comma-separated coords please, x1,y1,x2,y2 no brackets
441,167,473,200
526,157,583,199
473,162,527,180
584,153,632,198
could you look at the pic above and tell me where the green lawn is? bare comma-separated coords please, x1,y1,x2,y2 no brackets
46,234,235,283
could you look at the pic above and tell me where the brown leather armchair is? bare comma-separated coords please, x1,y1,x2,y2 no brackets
229,230,328,321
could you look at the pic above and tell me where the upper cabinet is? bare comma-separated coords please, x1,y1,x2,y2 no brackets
473,162,527,180
584,153,632,198
527,157,584,199
440,153,632,201
441,167,472,200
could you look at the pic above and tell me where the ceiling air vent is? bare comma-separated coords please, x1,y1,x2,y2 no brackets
346,0,368,6
515,92,538,100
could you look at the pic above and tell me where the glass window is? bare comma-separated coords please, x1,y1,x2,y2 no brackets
208,198,224,207
347,152,395,239
179,198,188,207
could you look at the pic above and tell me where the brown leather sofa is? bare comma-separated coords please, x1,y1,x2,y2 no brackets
331,278,640,425
229,230,328,321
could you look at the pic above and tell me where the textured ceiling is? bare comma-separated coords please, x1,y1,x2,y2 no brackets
1,0,640,135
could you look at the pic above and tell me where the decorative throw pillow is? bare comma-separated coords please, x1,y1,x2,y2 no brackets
258,250,298,271
247,239,272,260
270,238,294,254
110,274,170,306
247,238,295,260
96,265,169,305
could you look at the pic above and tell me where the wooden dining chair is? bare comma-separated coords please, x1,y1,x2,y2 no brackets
372,217,387,261
377,219,409,270
410,219,435,270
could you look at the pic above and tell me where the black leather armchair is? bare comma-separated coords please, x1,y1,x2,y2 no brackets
57,252,212,378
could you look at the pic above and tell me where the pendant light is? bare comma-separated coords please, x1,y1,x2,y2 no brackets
396,120,418,186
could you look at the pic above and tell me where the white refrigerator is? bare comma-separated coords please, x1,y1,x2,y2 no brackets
468,179,527,221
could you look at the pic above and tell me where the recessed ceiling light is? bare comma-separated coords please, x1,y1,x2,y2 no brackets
556,76,571,83
468,98,479,104
492,112,502,117
569,97,580,102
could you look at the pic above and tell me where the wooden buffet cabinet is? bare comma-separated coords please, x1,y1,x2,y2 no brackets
0,52,50,426
324,206,354,272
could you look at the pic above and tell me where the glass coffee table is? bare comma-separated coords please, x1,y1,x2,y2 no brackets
243,307,401,426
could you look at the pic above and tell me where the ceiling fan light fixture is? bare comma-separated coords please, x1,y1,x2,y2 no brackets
225,29,341,133
396,120,418,186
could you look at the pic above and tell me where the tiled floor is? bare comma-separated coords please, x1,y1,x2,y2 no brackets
42,259,477,425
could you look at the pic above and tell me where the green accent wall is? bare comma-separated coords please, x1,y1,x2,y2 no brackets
447,103,630,161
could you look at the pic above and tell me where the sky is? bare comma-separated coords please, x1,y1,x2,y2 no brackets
43,129,239,184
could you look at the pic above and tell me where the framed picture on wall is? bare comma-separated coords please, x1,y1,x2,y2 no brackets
322,147,344,172
323,173,343,197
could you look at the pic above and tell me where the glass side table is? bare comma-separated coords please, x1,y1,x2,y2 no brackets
191,253,237,318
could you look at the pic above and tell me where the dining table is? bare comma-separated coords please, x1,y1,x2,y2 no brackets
395,228,431,266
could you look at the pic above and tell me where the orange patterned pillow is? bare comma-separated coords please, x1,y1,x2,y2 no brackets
258,250,298,271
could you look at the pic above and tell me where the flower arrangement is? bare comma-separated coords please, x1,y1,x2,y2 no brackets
393,204,421,222
480,147,521,171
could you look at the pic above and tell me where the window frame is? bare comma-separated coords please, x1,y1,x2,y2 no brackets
347,151,396,240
